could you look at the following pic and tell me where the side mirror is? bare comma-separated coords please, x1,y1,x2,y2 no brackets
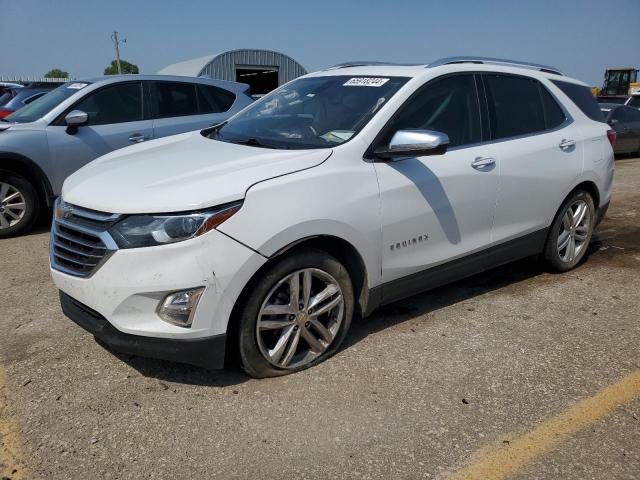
374,129,450,160
64,110,88,134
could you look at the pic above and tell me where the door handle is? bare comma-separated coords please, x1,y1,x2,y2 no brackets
559,139,576,150
128,133,148,143
471,157,496,169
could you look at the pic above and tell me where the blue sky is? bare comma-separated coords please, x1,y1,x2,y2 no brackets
1,0,638,86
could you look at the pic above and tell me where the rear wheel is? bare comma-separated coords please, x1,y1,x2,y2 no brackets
543,190,595,272
237,249,354,378
0,173,39,238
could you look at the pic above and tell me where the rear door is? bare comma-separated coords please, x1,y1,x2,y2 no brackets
150,81,236,138
611,107,640,153
481,73,583,251
46,81,154,189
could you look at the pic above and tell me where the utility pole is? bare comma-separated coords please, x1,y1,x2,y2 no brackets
110,31,125,74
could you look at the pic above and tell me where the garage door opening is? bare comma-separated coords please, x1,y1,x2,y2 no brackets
235,67,279,97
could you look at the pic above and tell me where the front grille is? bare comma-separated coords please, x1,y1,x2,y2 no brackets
50,201,121,278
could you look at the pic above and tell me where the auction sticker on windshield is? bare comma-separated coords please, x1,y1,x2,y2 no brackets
67,83,88,90
344,77,390,87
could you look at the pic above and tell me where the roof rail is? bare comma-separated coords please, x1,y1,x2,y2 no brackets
427,56,563,75
326,61,422,70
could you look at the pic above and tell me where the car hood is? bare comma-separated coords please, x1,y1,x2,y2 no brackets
0,119,46,133
62,130,332,214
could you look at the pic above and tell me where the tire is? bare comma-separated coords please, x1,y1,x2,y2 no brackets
543,190,595,272
0,173,40,238
237,248,354,378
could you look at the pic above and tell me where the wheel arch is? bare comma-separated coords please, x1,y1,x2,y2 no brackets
0,152,54,207
224,234,371,366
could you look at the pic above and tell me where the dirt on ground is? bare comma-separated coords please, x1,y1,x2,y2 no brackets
1,158,639,480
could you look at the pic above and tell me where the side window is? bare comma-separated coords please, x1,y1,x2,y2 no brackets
382,74,481,148
624,107,640,122
551,80,604,122
73,83,143,125
484,74,545,139
198,85,236,113
155,82,198,118
539,85,566,129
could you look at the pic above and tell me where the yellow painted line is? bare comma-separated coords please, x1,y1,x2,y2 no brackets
449,370,640,480
0,366,26,480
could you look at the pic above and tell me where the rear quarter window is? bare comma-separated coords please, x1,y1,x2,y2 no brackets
551,80,604,122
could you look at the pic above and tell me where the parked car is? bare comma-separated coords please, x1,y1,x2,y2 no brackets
0,82,23,100
0,82,61,119
50,57,614,378
596,93,640,110
0,75,252,236
600,103,640,155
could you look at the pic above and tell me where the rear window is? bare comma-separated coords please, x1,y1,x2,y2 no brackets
484,74,546,139
552,80,604,122
155,82,198,118
198,85,235,113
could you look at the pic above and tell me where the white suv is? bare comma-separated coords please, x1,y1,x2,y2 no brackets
50,57,615,378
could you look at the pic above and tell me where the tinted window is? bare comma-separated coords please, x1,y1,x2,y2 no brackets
73,83,142,125
155,82,198,118
198,85,235,113
627,107,640,121
628,96,640,109
484,74,545,139
614,107,640,123
552,80,604,122
540,86,566,129
382,74,481,148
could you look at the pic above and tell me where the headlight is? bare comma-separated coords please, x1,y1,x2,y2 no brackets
109,201,242,248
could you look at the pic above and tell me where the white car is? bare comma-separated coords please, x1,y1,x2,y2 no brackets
50,57,615,378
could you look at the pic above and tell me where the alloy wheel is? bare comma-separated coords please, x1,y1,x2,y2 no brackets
557,199,591,263
0,182,26,230
256,268,344,369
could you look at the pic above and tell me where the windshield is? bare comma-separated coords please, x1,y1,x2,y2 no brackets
4,82,90,123
212,75,409,149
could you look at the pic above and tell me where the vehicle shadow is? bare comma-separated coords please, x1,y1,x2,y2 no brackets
105,345,251,388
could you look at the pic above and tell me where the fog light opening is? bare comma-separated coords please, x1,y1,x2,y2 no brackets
157,287,205,328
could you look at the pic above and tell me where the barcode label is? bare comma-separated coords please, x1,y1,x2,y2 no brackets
343,77,390,87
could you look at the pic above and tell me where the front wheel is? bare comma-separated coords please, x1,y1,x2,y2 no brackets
0,173,40,238
237,249,354,378
543,190,595,272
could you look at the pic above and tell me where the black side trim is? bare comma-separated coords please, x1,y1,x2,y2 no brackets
366,228,548,312
596,201,610,227
59,292,226,370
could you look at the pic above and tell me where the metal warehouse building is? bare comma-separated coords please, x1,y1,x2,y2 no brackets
158,49,307,96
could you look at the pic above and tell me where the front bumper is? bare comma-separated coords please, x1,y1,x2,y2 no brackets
60,291,227,370
51,228,266,340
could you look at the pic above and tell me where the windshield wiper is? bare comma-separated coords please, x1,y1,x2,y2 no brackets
232,138,282,149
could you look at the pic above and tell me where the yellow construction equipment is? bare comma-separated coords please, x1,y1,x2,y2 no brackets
597,67,639,97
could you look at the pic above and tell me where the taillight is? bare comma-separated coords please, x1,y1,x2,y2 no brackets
606,129,616,147
0,109,14,119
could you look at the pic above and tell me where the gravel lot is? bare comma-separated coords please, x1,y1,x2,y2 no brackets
1,158,639,480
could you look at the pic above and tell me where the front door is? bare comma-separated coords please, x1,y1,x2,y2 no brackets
373,74,498,299
46,81,153,192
